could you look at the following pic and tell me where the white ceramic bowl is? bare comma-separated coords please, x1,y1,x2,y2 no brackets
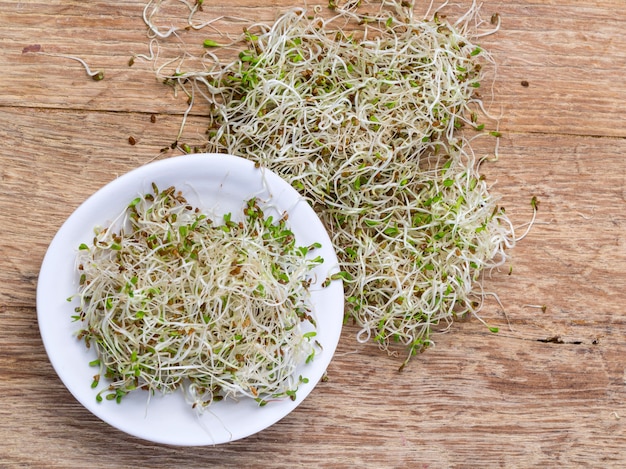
37,153,344,445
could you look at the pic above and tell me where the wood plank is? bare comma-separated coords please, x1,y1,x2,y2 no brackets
2,0,626,137
1,311,625,467
4,107,625,335
481,2,626,137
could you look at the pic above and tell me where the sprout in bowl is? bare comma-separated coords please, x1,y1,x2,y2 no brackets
37,154,344,445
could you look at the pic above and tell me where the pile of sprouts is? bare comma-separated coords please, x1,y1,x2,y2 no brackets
136,0,517,367
73,185,321,408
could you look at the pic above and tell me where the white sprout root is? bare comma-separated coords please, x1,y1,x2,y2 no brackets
139,0,515,368
74,185,321,409
33,51,105,80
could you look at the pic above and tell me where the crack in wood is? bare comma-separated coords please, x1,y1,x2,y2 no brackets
536,335,588,345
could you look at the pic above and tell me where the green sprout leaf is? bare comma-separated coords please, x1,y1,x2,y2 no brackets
203,39,222,48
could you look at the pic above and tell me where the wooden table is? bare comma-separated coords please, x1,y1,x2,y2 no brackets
2,1,625,467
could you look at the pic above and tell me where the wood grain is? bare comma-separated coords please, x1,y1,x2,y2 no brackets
1,1,626,467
